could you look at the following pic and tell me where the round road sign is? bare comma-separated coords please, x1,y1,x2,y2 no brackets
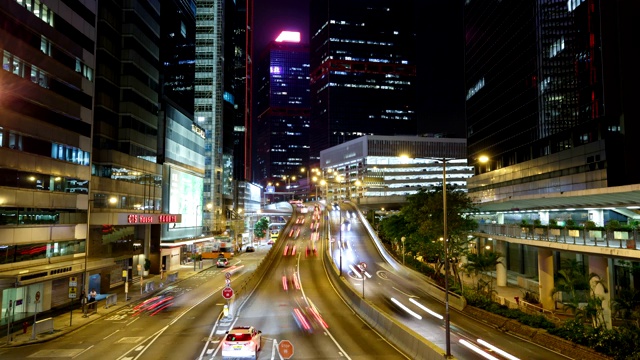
222,287,234,299
278,339,294,359
225,272,231,280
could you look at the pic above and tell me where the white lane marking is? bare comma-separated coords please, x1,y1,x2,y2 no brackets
72,345,94,359
102,329,120,340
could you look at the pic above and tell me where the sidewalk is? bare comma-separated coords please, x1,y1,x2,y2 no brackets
0,259,215,348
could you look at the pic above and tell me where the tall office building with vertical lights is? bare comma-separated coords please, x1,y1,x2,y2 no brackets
195,0,226,232
309,0,417,162
465,0,638,200
254,31,310,185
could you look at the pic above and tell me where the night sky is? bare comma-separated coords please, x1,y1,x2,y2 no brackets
253,0,465,137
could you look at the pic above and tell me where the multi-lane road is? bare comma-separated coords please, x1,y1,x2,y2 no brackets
328,202,569,360
5,202,574,359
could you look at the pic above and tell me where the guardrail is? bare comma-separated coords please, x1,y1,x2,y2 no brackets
476,223,639,250
104,294,117,309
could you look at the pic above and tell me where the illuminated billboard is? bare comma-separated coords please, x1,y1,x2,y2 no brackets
169,168,204,229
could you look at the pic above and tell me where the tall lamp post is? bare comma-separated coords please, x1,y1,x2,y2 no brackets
442,157,451,358
401,236,406,265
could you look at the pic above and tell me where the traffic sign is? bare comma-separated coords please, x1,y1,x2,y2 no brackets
278,340,294,359
222,287,234,299
69,277,78,287
225,272,231,280
69,286,77,299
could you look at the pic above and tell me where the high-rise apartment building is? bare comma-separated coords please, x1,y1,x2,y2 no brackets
309,0,417,162
0,0,97,322
254,31,310,185
465,0,638,200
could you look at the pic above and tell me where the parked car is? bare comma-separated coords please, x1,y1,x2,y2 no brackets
216,257,229,268
245,246,255,252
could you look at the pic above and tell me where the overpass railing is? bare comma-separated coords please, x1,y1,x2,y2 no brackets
475,223,639,250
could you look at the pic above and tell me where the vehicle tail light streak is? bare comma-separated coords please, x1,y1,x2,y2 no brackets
477,339,520,360
291,245,297,256
282,275,288,291
283,245,289,256
289,228,294,237
390,298,422,320
292,308,313,333
459,339,500,360
292,273,301,290
307,306,328,329
408,298,444,320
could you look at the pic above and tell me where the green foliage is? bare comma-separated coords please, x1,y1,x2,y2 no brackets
144,258,151,271
254,217,270,239
522,291,540,304
549,218,558,227
584,220,597,230
548,320,640,359
463,251,502,295
533,219,542,227
565,219,576,227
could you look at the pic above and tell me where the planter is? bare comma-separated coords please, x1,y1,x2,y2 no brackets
143,270,149,276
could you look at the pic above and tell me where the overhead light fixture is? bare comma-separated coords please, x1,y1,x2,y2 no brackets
626,206,640,209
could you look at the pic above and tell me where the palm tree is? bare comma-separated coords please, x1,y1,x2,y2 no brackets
613,289,640,325
463,251,503,295
551,259,609,327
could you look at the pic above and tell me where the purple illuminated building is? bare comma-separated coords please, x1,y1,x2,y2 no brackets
253,31,310,185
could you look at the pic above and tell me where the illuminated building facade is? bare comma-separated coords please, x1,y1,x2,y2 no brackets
0,0,97,322
309,0,417,162
254,31,310,185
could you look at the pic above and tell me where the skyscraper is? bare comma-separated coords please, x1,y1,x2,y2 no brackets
254,31,310,185
465,0,638,200
0,0,96,320
309,0,417,162
195,0,226,232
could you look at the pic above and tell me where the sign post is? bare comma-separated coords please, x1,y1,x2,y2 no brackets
360,262,367,299
278,340,294,359
69,277,78,326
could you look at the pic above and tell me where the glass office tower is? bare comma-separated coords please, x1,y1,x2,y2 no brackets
309,0,417,162
254,32,310,185
465,0,638,198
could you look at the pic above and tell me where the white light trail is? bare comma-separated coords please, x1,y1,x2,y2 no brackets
390,298,422,320
408,298,443,320
459,339,499,360
477,339,520,360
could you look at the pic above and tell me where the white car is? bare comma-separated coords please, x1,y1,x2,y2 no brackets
222,326,262,359
341,220,351,231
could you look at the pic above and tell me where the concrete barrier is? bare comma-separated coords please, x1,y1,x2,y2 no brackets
32,317,54,337
104,294,117,309
322,248,453,360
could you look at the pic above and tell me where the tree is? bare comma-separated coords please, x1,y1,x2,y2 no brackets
551,258,609,328
378,185,478,288
254,217,270,239
462,251,503,295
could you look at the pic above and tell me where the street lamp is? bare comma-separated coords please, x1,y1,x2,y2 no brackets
313,176,319,201
401,236,406,265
